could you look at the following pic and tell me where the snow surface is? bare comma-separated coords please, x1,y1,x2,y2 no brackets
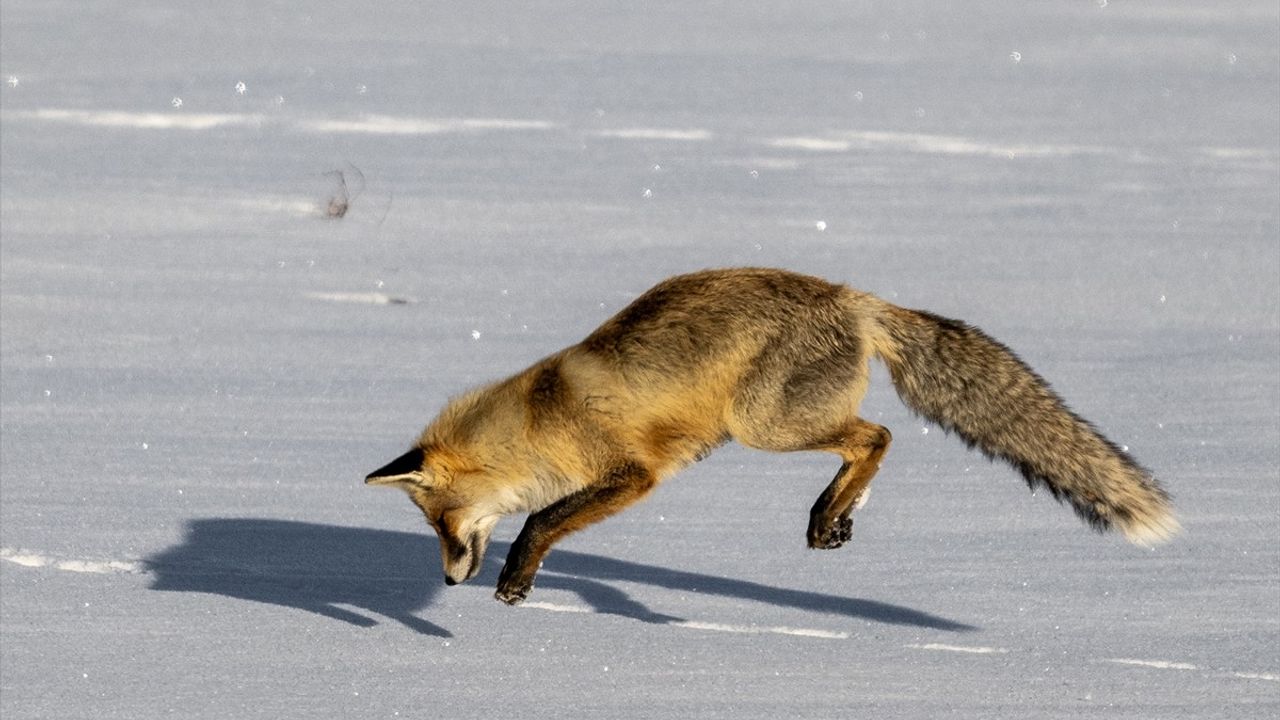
2,1,1278,718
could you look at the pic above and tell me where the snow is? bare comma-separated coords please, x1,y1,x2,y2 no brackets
2,1,1278,718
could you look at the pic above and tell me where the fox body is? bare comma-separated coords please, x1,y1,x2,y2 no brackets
367,268,1177,604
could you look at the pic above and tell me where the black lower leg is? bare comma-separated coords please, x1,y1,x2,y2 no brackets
808,463,856,548
496,462,654,604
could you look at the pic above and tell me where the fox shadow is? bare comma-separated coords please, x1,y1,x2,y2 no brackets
146,518,975,638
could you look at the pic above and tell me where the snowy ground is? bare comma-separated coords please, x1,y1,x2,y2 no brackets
2,2,1277,718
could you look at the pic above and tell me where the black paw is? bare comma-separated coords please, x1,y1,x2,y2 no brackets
495,563,534,605
807,515,853,549
495,583,531,605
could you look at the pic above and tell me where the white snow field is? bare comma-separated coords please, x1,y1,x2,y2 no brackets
2,2,1277,718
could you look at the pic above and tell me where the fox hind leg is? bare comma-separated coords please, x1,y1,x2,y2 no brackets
732,401,891,549
729,334,889,549
805,420,892,549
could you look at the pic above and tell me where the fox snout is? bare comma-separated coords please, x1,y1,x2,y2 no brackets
440,543,482,586
439,522,496,587
442,556,482,585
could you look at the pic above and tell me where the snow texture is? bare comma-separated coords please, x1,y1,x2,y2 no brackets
2,1,1277,718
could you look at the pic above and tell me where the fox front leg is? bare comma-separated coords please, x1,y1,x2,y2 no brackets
496,462,656,604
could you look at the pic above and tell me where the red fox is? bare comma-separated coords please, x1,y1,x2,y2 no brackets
367,268,1177,604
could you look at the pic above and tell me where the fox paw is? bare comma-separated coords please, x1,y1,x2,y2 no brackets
807,516,852,549
495,583,530,605
495,565,534,605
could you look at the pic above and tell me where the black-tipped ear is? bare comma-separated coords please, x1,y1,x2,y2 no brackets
365,448,430,488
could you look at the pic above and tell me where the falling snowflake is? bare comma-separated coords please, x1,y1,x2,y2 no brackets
235,81,246,95
171,97,183,108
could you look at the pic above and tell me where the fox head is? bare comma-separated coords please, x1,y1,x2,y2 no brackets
365,445,510,586
366,373,576,585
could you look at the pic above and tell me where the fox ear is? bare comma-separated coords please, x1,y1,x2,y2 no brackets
365,448,434,490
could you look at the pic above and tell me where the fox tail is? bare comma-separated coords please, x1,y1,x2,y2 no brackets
868,301,1178,545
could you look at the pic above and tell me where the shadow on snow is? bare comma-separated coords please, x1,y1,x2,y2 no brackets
146,518,976,638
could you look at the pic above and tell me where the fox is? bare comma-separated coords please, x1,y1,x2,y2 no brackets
366,268,1178,604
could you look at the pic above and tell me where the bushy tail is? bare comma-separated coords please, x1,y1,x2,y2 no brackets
868,302,1178,545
